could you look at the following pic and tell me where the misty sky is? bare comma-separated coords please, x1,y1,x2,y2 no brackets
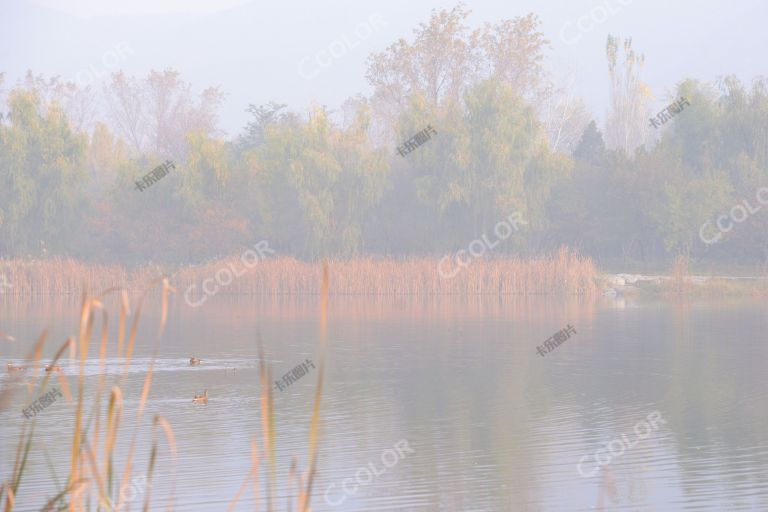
1,0,765,136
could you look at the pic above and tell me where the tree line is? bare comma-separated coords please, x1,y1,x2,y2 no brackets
1,5,766,268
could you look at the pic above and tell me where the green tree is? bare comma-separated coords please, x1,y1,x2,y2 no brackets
255,105,389,258
0,90,89,257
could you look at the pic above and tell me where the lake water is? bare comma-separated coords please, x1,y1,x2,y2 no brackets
1,295,767,511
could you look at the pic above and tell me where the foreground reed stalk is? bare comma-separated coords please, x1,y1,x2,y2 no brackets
0,266,329,510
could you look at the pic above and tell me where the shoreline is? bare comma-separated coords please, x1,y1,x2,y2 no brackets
599,273,768,298
0,256,766,298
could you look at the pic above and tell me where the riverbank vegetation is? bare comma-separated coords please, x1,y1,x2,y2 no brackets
0,248,597,297
2,6,767,272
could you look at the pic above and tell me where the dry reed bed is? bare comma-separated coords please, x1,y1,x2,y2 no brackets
0,259,162,297
173,295,599,323
1,248,598,297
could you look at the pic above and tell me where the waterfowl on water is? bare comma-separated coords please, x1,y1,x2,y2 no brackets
7,363,26,372
44,364,62,372
192,389,208,403
189,357,202,366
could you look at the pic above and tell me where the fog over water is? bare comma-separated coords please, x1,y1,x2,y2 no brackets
2,0,765,134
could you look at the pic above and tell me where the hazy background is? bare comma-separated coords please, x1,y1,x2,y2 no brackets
2,0,765,135
2,4,768,510
1,0,768,268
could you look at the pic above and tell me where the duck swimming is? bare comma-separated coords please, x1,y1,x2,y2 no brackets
189,357,202,366
192,389,208,403
44,364,62,372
